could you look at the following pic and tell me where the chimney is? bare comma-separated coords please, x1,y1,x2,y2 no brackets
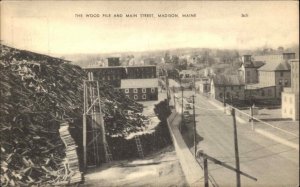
242,55,252,63
282,52,295,60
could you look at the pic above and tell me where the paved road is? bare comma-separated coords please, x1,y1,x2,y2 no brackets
179,90,299,187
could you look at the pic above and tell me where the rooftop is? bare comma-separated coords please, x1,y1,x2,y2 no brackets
212,75,244,86
258,60,290,71
245,83,276,90
120,78,158,89
83,65,156,70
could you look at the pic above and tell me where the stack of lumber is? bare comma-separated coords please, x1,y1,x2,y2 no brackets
53,123,82,185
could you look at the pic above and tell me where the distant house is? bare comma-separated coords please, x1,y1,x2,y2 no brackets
238,55,265,84
282,59,299,120
204,64,230,77
120,79,158,101
179,70,196,78
243,52,294,101
210,75,245,101
196,78,210,94
244,60,291,101
253,52,296,63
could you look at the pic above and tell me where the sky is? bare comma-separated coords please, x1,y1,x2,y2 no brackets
1,1,299,55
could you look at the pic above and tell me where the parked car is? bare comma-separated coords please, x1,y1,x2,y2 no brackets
185,103,192,110
186,97,193,103
183,110,191,122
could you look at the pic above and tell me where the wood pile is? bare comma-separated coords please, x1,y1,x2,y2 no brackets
53,123,82,185
0,44,152,186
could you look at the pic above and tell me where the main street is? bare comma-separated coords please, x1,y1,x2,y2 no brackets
175,90,299,187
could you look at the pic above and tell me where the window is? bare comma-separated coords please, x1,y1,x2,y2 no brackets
142,94,146,100
246,71,250,76
280,72,284,77
279,79,282,85
219,93,223,98
151,88,155,93
133,88,138,93
239,86,241,90
226,92,230,98
126,95,129,98
142,88,146,93
268,89,272,96
284,80,288,86
261,90,265,96
231,86,234,90
125,89,129,93
134,95,138,100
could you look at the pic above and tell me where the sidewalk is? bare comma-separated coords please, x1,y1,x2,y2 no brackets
167,110,204,187
207,97,299,151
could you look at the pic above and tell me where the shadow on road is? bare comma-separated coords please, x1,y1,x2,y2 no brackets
181,122,204,149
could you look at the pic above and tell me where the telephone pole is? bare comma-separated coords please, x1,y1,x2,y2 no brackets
192,95,197,157
232,108,241,187
181,86,184,132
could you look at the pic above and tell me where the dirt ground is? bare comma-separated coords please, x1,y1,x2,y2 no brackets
81,146,187,187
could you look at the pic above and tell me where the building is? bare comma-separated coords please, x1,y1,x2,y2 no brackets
238,55,265,84
243,53,294,101
204,64,231,77
210,75,245,102
253,52,296,63
196,78,210,94
84,66,126,87
107,57,121,66
126,66,157,79
282,59,299,120
84,65,157,87
120,79,158,101
179,70,197,78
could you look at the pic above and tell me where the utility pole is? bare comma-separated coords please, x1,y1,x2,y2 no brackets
192,95,197,157
181,86,184,132
232,108,241,187
223,86,226,113
194,75,196,94
204,157,209,187
250,105,254,130
173,94,176,110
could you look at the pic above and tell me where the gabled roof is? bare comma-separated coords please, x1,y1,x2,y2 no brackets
212,75,244,86
120,78,158,89
258,61,290,71
242,60,265,68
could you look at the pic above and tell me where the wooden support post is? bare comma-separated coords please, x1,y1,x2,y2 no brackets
204,157,209,187
232,108,241,187
83,81,87,170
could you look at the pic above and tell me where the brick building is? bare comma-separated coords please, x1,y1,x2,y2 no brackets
120,79,158,101
84,65,157,87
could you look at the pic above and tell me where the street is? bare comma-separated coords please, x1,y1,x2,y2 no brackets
176,90,299,187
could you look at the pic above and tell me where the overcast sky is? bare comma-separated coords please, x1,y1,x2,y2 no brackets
1,1,299,55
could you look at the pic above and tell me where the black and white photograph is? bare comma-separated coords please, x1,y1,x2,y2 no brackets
0,1,299,186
